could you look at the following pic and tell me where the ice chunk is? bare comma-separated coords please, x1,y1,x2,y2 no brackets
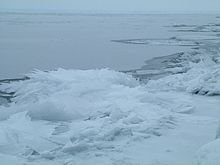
27,101,79,121
197,139,220,165
147,62,220,96
216,123,220,139
62,143,90,155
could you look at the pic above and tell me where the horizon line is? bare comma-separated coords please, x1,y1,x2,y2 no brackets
1,9,220,15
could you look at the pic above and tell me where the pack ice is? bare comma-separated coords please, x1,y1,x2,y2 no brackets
0,14,220,165
0,61,219,164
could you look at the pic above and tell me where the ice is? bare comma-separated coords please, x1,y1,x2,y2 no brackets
216,123,220,139
0,153,26,165
0,13,220,165
4,64,213,164
146,62,220,95
0,68,182,164
0,64,219,164
0,69,139,121
196,139,220,165
171,23,220,33
62,142,90,155
27,101,76,121
0,13,196,79
112,37,205,47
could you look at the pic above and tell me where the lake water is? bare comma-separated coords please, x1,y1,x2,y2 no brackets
0,13,218,79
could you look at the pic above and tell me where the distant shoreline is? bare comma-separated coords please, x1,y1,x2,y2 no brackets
0,10,220,16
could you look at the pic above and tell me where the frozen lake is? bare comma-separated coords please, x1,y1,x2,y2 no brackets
0,13,219,78
1,12,220,165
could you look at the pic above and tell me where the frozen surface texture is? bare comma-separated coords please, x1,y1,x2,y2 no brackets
0,13,220,165
0,69,180,165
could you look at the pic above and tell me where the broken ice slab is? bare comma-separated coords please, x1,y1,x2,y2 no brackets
0,77,29,104
112,37,205,47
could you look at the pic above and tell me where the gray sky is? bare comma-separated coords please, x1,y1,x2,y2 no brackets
1,0,220,13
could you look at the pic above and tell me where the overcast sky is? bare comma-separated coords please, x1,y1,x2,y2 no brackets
1,0,220,13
